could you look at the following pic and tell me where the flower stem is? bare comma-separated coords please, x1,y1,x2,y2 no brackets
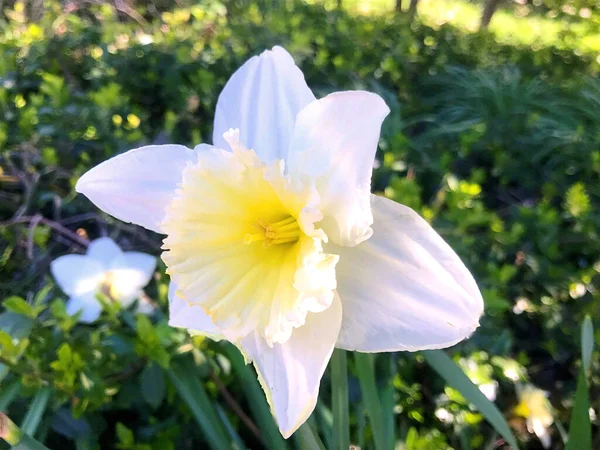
355,353,387,450
331,349,350,450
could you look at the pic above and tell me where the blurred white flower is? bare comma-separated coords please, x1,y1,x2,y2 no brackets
51,237,156,323
479,381,498,401
512,297,531,314
435,408,453,423
504,366,521,382
569,282,586,299
76,46,484,437
515,384,553,449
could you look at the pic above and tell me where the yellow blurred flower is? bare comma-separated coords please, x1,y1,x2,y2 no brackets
515,384,553,449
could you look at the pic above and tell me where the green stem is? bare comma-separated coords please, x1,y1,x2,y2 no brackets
331,349,350,450
355,353,387,450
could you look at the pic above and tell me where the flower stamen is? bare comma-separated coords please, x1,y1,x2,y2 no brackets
244,216,302,248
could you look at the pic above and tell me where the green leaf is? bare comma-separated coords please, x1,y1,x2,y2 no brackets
214,404,246,450
423,350,519,450
294,421,326,450
140,363,166,409
566,317,594,450
0,330,16,356
136,315,155,344
20,386,52,436
581,315,593,374
166,359,230,450
354,353,387,450
565,368,592,450
0,312,34,339
224,344,286,449
116,423,134,447
3,297,36,319
0,380,21,410
331,349,349,450
0,413,50,450
0,313,34,383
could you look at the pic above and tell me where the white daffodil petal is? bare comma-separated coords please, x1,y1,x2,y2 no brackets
76,145,197,232
66,292,103,323
240,294,342,438
168,282,222,339
213,46,315,163
334,195,483,352
287,91,389,247
86,237,122,268
50,255,104,297
108,252,156,303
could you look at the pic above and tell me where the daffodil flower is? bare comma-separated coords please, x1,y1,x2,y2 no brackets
515,384,553,448
76,46,483,437
51,237,156,322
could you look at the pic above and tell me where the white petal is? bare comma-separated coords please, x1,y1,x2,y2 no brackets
66,292,103,323
287,91,389,246
108,252,156,303
86,237,122,268
50,255,104,296
334,195,483,352
76,145,197,232
240,294,342,438
532,419,551,449
213,46,315,163
168,282,222,339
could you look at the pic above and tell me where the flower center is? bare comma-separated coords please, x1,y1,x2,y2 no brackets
99,272,116,299
160,129,339,345
244,216,301,247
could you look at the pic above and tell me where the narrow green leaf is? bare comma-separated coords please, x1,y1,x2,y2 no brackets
294,420,326,450
140,362,166,409
565,368,592,450
423,350,519,450
215,404,246,450
0,413,50,450
315,401,333,449
331,349,349,450
354,353,387,450
0,313,34,383
0,380,21,410
581,315,593,374
167,359,230,450
224,344,286,449
20,386,52,436
566,317,594,450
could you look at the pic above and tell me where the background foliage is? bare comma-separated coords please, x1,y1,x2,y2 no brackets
0,0,599,448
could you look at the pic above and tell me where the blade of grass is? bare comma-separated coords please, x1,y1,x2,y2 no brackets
331,349,349,450
354,353,387,450
423,350,519,450
167,359,230,450
224,344,286,449
20,386,52,436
